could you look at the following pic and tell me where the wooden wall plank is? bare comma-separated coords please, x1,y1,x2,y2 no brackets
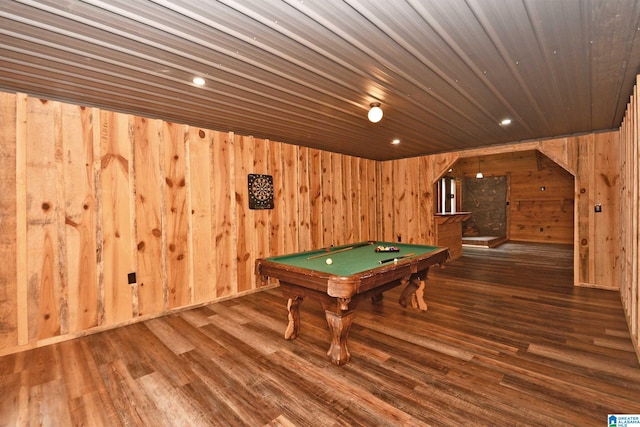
356,158,367,242
331,153,345,246
632,77,639,342
351,157,361,242
593,132,620,288
576,136,593,285
308,148,322,248
538,137,578,175
297,147,311,251
212,131,234,297
253,137,270,285
163,122,190,307
187,128,214,303
61,104,98,332
508,156,574,244
282,143,298,253
406,158,420,243
341,156,353,244
134,117,164,316
100,110,134,324
26,98,61,341
380,161,394,241
234,135,253,293
393,159,408,243
321,150,333,247
418,156,432,244
268,140,284,255
15,94,28,346
0,92,18,349
367,160,378,241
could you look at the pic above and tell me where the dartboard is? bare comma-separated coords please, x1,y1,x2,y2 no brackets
248,174,274,209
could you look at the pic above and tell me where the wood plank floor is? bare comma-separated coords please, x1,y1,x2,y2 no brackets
1,242,639,426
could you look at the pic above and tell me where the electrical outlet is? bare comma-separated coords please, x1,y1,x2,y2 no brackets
127,272,136,284
594,204,602,213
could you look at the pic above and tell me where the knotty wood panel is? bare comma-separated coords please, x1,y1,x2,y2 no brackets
380,160,394,241
619,75,640,362
134,117,164,316
308,148,322,248
345,157,360,242
509,156,574,244
212,131,234,298
163,122,190,308
233,134,252,293
538,136,578,175
61,104,98,333
592,132,620,289
378,152,457,246
576,136,594,285
253,137,270,273
321,150,333,246
187,128,214,303
0,92,17,349
360,157,375,241
297,147,311,251
282,143,298,254
26,98,62,341
268,140,284,256
331,153,345,246
100,110,134,325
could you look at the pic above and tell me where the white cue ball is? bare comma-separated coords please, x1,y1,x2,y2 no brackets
326,258,333,265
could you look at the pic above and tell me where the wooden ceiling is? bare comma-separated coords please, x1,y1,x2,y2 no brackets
1,1,639,160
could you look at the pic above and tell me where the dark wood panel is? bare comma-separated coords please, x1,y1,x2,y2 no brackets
1,242,638,425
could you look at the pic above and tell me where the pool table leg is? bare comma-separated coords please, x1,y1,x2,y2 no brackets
284,297,303,340
399,277,428,311
413,279,427,311
325,310,353,366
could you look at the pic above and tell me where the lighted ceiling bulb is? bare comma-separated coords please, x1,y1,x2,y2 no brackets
476,171,484,179
193,77,206,86
367,102,383,123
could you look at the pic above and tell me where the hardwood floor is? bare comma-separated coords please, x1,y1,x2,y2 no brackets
1,242,639,426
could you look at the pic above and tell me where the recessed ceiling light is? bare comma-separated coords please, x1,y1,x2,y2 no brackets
391,139,400,145
500,118,512,125
193,77,206,86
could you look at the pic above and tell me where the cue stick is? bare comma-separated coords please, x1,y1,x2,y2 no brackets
306,242,373,260
379,253,415,264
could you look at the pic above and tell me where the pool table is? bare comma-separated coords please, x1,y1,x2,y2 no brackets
255,241,449,365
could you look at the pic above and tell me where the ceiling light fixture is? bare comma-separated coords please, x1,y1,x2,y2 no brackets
392,139,400,145
368,102,383,123
476,159,484,179
193,77,206,86
500,118,512,125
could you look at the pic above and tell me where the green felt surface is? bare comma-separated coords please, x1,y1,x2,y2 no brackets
266,241,440,276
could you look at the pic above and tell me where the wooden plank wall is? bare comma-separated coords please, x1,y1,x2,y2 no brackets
378,134,620,290
0,89,634,361
453,150,575,243
619,75,640,361
509,155,575,244
0,92,377,356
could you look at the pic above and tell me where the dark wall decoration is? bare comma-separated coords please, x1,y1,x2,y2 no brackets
248,174,274,209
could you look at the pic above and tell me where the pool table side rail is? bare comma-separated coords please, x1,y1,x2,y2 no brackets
255,247,450,299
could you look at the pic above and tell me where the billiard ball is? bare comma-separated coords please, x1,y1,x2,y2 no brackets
326,258,333,265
